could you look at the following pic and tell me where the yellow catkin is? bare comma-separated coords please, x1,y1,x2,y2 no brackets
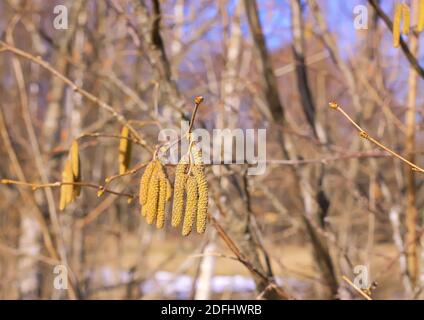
402,3,410,35
418,0,424,32
191,144,208,233
171,160,188,227
139,160,157,206
156,169,168,229
192,165,208,234
59,160,74,210
70,140,81,197
118,126,132,175
182,175,198,236
166,179,172,201
145,165,160,225
141,204,148,217
191,144,203,165
393,3,402,48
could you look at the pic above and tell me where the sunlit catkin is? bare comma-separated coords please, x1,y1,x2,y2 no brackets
166,179,172,201
401,3,410,35
182,175,198,236
192,165,208,234
171,160,188,227
418,0,424,32
59,160,74,210
393,3,402,47
156,169,168,229
139,160,157,205
191,144,208,233
118,126,132,175
191,144,203,165
145,165,160,225
70,140,81,197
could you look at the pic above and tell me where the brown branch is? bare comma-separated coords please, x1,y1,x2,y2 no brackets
0,40,153,153
329,102,424,173
0,179,135,199
210,216,294,300
342,276,373,300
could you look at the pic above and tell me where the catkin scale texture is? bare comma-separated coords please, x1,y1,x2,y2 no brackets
191,144,208,233
119,126,132,175
166,180,172,201
402,4,410,35
182,175,198,236
192,165,208,234
419,0,424,32
156,170,168,229
145,165,160,225
141,204,148,217
65,161,75,203
70,140,81,197
139,160,157,205
171,161,188,227
60,160,74,210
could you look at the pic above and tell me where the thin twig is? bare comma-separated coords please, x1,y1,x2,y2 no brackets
188,96,204,134
0,179,135,199
329,102,424,173
0,40,153,153
342,275,372,300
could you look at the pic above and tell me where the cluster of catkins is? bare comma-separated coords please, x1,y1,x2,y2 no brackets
59,125,209,235
139,144,208,236
392,1,424,48
139,159,173,229
59,141,81,210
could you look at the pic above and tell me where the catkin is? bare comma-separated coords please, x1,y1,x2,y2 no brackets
156,169,168,229
393,3,402,48
70,140,81,197
145,164,160,225
192,165,208,234
191,144,208,233
139,160,157,205
141,203,148,217
166,179,172,201
182,175,198,236
171,160,188,227
119,126,132,175
418,0,424,32
402,3,410,35
191,144,203,165
59,160,74,210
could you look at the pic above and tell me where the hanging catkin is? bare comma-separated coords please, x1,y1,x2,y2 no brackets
139,159,172,226
166,179,172,201
182,175,198,236
59,160,74,210
191,144,208,233
139,160,157,206
145,164,160,224
401,3,410,35
118,126,132,175
171,159,188,227
156,168,168,229
393,3,402,47
418,0,424,32
70,140,81,197
192,165,208,234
